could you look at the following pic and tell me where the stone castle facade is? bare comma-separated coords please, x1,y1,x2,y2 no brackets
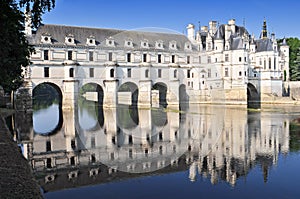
23,17,289,108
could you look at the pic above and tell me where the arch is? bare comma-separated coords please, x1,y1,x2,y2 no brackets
32,82,63,135
79,83,104,130
179,84,189,111
152,82,167,108
118,82,139,106
247,83,260,109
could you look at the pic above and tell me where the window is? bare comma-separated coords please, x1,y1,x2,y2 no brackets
127,68,131,78
225,54,229,62
208,69,211,78
110,153,114,160
69,68,74,77
46,158,52,168
70,156,75,165
158,54,162,63
274,58,276,70
128,135,133,145
44,67,49,77
171,55,175,63
244,57,247,62
239,71,242,76
110,68,114,78
264,59,266,69
91,154,96,163
269,58,272,69
159,146,163,155
71,139,76,149
68,50,72,60
143,53,147,62
187,56,190,64
46,140,51,152
215,58,218,63
145,69,149,78
199,56,201,64
187,69,191,78
159,132,163,141
174,70,177,78
91,137,95,148
108,52,113,61
158,69,162,78
89,51,93,61
127,53,131,62
129,149,133,158
259,58,262,65
225,68,229,77
208,56,211,63
89,68,94,78
44,50,49,60
239,57,242,62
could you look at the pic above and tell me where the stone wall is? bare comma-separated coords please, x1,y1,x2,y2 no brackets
283,81,300,100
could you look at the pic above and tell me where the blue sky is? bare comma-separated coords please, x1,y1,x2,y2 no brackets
42,0,300,38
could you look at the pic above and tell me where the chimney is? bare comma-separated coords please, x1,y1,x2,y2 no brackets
209,21,217,34
186,24,195,41
228,19,236,34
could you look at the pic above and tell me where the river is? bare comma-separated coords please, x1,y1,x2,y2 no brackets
14,98,300,199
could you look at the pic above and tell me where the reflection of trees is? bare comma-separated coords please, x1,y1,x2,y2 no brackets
33,84,59,111
290,122,300,152
78,96,98,121
117,105,139,129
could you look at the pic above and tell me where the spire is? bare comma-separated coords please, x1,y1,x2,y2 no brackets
261,19,268,39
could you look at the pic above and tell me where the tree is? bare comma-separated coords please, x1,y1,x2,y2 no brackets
0,0,55,93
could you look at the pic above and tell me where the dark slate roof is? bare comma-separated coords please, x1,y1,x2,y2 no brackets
30,24,196,51
255,39,274,52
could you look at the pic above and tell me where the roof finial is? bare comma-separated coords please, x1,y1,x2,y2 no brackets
261,18,268,39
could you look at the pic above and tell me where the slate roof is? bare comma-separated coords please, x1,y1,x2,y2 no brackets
29,24,196,51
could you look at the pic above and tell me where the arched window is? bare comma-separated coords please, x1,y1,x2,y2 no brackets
110,68,114,78
269,57,272,69
145,69,149,78
174,69,177,78
264,59,266,69
69,68,74,77
274,58,276,70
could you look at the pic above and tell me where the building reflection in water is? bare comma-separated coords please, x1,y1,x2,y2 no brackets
14,102,291,193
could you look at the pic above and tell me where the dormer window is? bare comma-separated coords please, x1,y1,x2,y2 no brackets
141,39,149,48
125,38,133,48
65,34,75,45
169,41,177,50
41,33,52,44
185,42,192,51
155,40,164,49
106,37,115,47
86,35,96,46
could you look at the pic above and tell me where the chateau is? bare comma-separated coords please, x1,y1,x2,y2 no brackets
23,18,289,108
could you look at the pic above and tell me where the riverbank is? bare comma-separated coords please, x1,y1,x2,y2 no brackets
0,109,42,199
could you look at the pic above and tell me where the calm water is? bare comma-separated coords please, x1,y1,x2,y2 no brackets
15,100,300,199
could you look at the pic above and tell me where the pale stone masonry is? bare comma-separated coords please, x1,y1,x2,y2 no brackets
23,17,289,108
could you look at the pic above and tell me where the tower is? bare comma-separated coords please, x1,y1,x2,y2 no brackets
24,11,32,36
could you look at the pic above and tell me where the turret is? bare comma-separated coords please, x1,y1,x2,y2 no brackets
280,37,290,80
214,29,224,52
209,21,217,35
250,35,256,53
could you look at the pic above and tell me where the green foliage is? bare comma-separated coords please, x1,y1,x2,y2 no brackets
0,0,55,93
